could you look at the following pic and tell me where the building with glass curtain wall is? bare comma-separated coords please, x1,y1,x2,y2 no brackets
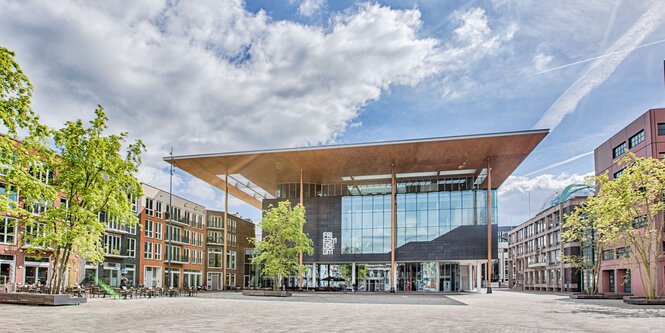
166,130,547,293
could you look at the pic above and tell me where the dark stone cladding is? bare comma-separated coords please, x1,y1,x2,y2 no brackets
263,196,498,264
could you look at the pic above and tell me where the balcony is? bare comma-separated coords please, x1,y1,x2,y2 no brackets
167,216,190,227
207,237,224,245
104,250,129,258
207,224,225,231
164,255,189,264
165,236,189,245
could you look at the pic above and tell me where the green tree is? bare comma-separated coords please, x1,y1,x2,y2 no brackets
340,264,367,286
565,153,665,299
23,106,144,294
0,47,56,217
562,201,603,295
251,201,313,291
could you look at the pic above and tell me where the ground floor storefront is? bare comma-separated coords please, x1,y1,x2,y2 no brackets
292,261,492,292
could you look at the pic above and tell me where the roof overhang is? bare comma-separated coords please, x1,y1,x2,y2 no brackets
165,129,549,209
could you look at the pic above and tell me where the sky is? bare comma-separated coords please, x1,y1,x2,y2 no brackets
1,0,665,226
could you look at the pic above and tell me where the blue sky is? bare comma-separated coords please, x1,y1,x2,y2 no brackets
1,0,665,226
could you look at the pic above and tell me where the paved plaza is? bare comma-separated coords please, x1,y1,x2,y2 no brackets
2,290,664,332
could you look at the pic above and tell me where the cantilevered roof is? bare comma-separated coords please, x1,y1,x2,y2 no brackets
165,129,548,209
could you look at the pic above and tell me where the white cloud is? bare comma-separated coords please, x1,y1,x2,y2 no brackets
182,177,216,202
136,165,183,192
533,52,553,72
436,7,517,98
534,0,665,130
499,173,591,195
0,1,448,170
298,0,325,17
498,172,592,225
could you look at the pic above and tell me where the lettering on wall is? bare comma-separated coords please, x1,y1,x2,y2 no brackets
322,232,337,255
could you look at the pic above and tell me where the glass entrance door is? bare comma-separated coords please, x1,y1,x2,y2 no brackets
439,263,459,292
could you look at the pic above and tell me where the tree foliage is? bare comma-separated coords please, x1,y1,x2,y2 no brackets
23,106,144,294
0,46,56,216
565,152,665,299
251,201,313,291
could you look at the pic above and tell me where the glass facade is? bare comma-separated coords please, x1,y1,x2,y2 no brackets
341,190,498,254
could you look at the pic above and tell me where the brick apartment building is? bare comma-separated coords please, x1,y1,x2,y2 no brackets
594,108,665,297
508,195,588,292
205,210,255,289
138,183,206,289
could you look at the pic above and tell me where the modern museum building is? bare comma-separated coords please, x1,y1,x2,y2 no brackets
167,130,547,292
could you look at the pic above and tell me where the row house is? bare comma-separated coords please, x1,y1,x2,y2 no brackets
1,170,82,289
205,210,255,289
138,183,206,289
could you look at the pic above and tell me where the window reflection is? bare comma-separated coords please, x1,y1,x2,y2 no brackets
341,190,497,254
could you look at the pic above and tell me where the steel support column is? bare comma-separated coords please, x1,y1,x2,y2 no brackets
298,169,304,289
487,157,493,294
223,173,229,290
390,163,396,293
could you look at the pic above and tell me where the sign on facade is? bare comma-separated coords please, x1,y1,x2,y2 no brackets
322,232,337,255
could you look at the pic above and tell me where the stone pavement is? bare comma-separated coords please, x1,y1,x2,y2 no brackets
1,290,664,332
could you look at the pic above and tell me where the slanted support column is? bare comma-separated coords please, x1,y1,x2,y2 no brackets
298,169,304,289
223,173,229,291
486,157,493,294
352,262,356,291
390,163,396,293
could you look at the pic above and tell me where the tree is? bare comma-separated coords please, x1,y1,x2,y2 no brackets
23,106,144,294
562,202,603,295
251,201,313,291
0,46,57,217
566,152,665,299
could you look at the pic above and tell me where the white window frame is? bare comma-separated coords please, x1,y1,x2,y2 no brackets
104,234,121,255
145,198,154,217
154,243,162,261
128,238,136,258
144,242,153,259
155,222,162,240
0,217,16,244
145,220,154,238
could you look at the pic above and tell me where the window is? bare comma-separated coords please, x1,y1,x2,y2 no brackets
24,223,47,247
128,223,136,235
155,201,163,219
208,249,223,267
227,250,237,269
184,248,191,263
155,222,162,240
0,183,18,208
613,169,624,179
154,243,162,260
617,247,631,259
128,238,136,257
145,198,154,217
602,249,615,260
104,235,121,255
613,142,626,159
145,220,154,238
184,229,191,244
130,194,138,213
659,123,665,135
0,217,16,244
144,242,153,259
629,130,644,148
633,215,647,229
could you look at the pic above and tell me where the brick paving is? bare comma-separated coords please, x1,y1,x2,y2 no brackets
1,290,664,332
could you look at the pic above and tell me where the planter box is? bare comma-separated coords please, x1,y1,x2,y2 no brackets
623,296,665,305
570,293,606,299
0,293,87,306
242,290,292,297
570,293,632,300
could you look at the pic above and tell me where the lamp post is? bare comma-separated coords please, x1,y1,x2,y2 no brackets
167,147,174,288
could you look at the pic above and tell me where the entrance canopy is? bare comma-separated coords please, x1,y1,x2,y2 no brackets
165,130,548,209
